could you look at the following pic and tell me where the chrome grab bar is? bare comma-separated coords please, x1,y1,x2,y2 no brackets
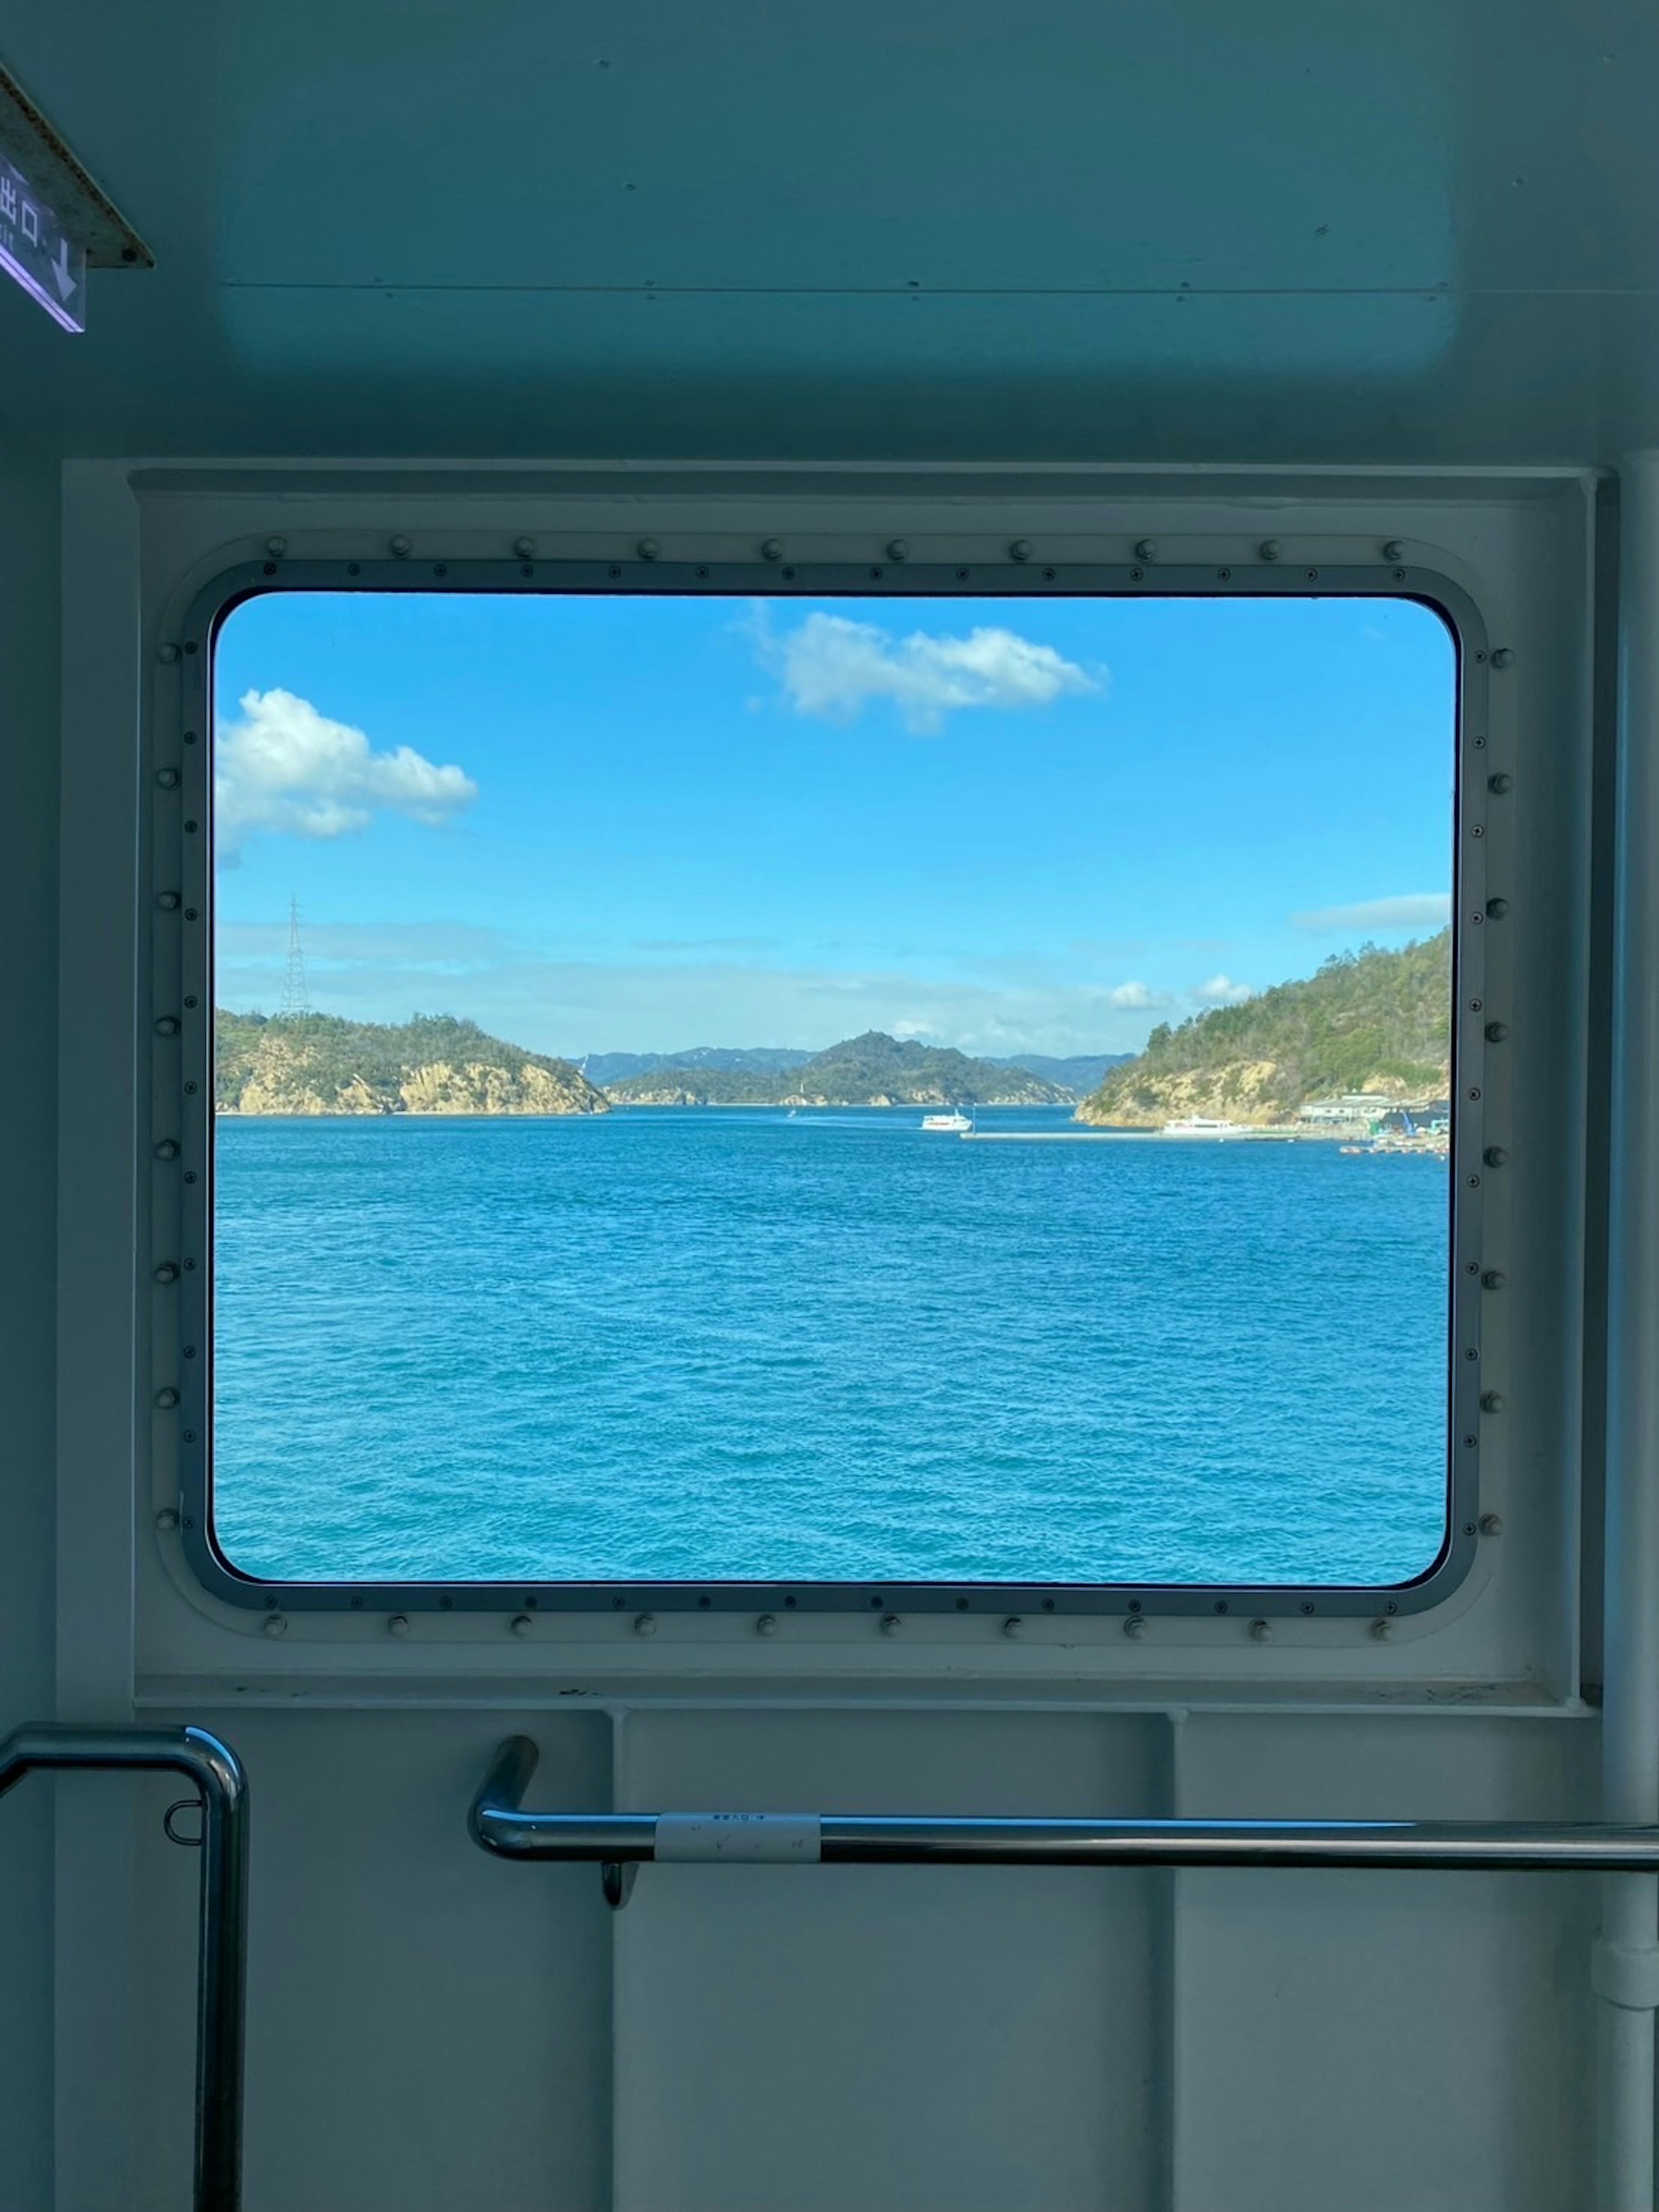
0,1725,248,2212
472,1734,1659,1906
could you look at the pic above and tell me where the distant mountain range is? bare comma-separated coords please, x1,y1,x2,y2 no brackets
585,1044,1128,1096
985,1051,1132,1094
581,1045,811,1086
215,1011,1127,1115
605,1031,1072,1107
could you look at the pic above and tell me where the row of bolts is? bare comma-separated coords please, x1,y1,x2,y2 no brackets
158,525,1505,1653
251,535,1427,569
224,1604,1483,1644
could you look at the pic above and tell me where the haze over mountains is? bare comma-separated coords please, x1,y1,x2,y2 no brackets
216,1013,1115,1113
216,938,1449,1122
583,1044,1131,1093
604,1032,1073,1107
581,1046,814,1086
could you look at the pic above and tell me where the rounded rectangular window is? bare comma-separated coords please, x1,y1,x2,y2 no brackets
182,571,1478,1613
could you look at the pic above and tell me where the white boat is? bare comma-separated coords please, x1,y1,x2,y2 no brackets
1160,1115,1251,1139
921,1110,972,1132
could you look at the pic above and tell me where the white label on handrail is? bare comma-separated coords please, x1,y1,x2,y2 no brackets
655,1813,822,1863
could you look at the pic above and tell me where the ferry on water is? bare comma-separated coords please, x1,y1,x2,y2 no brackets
1160,1115,1251,1139
921,1110,973,1133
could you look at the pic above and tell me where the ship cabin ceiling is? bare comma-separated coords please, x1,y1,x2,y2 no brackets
0,0,1656,466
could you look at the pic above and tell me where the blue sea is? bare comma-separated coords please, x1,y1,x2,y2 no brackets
212,1108,1450,1588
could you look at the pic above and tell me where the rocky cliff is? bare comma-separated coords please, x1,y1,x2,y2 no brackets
216,1011,609,1116
1077,932,1452,1127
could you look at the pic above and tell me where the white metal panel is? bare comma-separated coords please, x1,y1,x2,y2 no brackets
1174,1714,1598,2212
614,1709,1163,2212
116,1711,614,2212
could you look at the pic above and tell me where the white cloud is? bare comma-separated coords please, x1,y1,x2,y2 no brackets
759,609,1101,732
216,689,477,855
1293,892,1451,933
1107,980,1165,1010
1194,974,1254,1005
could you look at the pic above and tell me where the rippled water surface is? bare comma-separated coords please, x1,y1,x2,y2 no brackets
213,1108,1449,1586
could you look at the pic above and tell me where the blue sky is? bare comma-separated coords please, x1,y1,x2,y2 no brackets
213,590,1455,1058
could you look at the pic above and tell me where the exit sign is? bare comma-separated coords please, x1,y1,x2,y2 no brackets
0,147,85,331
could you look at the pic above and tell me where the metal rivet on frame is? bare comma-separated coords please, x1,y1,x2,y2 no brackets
1134,539,1157,562
1008,539,1032,562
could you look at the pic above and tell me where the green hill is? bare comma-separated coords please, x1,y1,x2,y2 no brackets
216,1010,609,1116
1077,932,1452,1127
606,1031,1071,1107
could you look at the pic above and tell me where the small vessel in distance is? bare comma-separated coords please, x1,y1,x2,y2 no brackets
1160,1114,1251,1139
922,1110,973,1132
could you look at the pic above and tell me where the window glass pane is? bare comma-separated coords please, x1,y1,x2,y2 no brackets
209,591,1456,1590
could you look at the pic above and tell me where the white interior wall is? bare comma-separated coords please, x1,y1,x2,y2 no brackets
7,465,1605,2211
0,1,1651,2199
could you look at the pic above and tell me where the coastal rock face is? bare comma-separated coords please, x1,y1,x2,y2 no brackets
1077,932,1452,1127
216,1011,608,1117
1077,1060,1284,1129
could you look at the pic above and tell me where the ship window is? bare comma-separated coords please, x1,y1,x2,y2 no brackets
189,579,1470,1610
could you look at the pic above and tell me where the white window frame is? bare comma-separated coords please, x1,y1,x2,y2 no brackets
53,462,1595,1706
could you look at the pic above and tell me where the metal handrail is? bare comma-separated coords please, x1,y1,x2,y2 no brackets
0,1725,248,2212
472,1734,1659,1889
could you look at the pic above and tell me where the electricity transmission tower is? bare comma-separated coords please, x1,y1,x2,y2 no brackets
278,897,311,1018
